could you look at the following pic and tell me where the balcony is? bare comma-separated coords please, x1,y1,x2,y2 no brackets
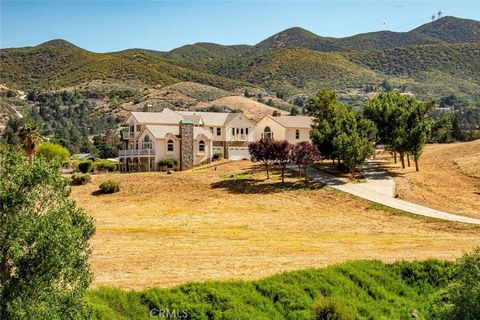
122,131,136,140
232,134,247,141
119,149,155,156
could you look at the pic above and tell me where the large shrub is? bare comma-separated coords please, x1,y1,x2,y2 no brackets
213,152,223,160
430,248,480,319
99,179,120,194
78,160,93,173
0,148,95,319
36,142,70,163
94,159,117,172
313,296,354,320
70,173,91,186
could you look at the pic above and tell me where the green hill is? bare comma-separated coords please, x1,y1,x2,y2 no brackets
163,42,251,60
413,16,480,44
87,259,453,319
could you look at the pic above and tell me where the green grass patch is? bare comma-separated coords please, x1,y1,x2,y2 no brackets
87,260,454,319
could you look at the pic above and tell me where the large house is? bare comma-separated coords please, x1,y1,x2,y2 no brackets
118,109,313,172
119,108,255,171
254,115,314,142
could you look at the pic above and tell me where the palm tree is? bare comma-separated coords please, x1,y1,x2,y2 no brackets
17,122,43,164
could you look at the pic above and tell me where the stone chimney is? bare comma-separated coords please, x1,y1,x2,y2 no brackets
179,120,194,171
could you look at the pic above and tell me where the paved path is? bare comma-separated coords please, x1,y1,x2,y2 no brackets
288,163,480,225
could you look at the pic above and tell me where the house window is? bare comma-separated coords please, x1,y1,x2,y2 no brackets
240,128,244,134
217,128,221,136
209,127,214,133
142,135,152,149
136,125,141,132
262,126,273,139
246,128,249,135
232,128,235,135
167,139,174,152
198,140,205,152
295,129,300,139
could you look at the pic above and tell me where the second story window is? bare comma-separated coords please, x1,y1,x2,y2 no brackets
198,140,205,152
167,139,174,152
217,128,221,136
209,127,214,133
295,129,300,139
246,128,249,135
136,125,142,132
232,128,235,136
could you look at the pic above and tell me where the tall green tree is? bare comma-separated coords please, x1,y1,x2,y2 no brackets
17,122,43,164
308,89,341,161
36,142,70,163
0,148,95,319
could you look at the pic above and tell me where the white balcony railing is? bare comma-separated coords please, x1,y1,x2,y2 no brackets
232,134,247,141
122,131,135,140
119,149,155,156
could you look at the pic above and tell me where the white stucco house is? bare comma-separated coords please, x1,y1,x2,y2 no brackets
119,108,256,171
254,115,314,143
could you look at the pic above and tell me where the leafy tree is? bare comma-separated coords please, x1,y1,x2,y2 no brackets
248,138,276,179
333,113,377,179
291,141,321,181
0,148,95,319
272,140,292,183
308,89,340,161
430,248,480,319
36,142,70,163
381,79,393,92
17,122,43,164
290,107,300,116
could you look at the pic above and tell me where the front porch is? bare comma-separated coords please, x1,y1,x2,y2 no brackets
119,155,156,172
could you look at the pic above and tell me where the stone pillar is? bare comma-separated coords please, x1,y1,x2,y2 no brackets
179,120,194,171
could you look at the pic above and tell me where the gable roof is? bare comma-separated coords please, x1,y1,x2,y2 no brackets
127,109,183,125
176,111,242,126
265,115,313,129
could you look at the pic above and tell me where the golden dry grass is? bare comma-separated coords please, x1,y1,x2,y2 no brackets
70,161,480,290
379,140,480,218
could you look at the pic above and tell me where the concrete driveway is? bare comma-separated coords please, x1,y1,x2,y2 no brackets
289,162,480,225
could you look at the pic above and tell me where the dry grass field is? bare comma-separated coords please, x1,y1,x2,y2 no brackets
70,160,480,290
380,140,480,219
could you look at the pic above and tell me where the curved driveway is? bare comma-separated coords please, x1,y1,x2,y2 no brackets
289,163,480,225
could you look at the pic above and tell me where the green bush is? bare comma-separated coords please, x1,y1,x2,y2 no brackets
429,247,480,319
99,180,120,194
95,159,117,172
158,159,178,168
36,142,70,163
213,152,223,160
70,173,91,186
313,296,354,320
78,160,93,173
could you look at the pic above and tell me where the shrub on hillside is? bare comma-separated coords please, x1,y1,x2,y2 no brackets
70,173,91,186
99,179,120,194
313,296,354,320
213,152,223,160
36,142,70,163
429,247,480,319
94,159,117,172
78,160,93,173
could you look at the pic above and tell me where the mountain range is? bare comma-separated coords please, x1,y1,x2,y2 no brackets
1,16,480,105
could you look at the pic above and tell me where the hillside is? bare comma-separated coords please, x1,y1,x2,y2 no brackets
87,260,453,319
1,16,480,109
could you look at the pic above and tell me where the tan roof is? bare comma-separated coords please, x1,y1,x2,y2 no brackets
130,109,183,125
182,114,203,126
144,125,212,140
176,111,240,126
267,115,313,129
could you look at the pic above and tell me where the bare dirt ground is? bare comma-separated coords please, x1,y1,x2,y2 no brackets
378,140,480,219
70,161,480,290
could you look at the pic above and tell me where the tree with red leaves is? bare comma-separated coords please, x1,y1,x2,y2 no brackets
272,140,292,183
248,138,276,179
291,141,321,181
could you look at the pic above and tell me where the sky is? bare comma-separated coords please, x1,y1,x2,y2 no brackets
1,1,480,52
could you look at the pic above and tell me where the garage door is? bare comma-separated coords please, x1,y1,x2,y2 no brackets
228,147,250,160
